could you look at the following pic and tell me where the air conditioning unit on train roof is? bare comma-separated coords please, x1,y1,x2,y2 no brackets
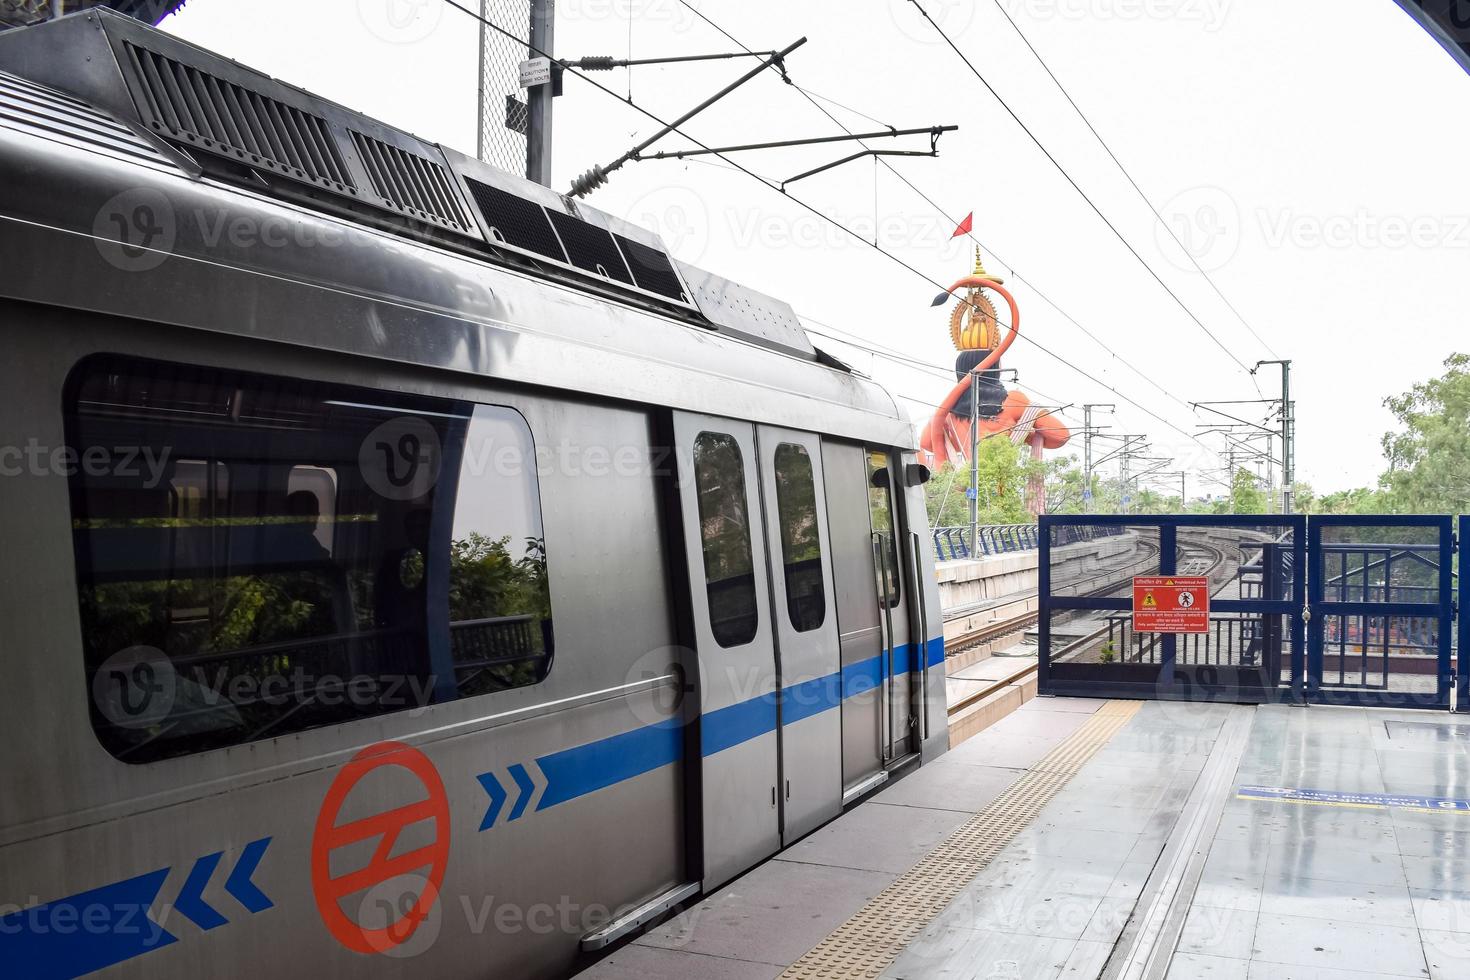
0,7,824,362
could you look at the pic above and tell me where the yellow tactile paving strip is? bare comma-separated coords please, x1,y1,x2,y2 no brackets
779,700,1143,980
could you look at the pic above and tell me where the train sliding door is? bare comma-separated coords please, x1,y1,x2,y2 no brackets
755,426,843,843
868,449,916,763
672,413,781,889
823,442,918,799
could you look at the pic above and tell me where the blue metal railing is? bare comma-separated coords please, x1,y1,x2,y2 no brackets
931,523,1123,561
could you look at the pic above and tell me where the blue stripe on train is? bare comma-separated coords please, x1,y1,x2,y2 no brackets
0,871,177,979
699,635,944,757
537,717,684,811
479,635,945,823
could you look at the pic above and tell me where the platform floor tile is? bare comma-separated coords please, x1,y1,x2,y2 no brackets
633,859,896,968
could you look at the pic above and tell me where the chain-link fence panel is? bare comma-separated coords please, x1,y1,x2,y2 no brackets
478,0,529,176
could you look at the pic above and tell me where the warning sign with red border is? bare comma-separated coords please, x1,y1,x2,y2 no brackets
1133,576,1210,634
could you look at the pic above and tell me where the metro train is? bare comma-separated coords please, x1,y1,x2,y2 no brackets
0,10,947,979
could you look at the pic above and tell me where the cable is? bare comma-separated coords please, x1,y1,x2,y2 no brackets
798,86,895,130
440,0,955,285
661,0,1231,460
443,0,1214,463
906,0,1257,378
987,0,1279,361
670,0,1209,420
801,319,1075,416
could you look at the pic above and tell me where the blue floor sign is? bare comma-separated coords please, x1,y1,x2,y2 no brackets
1238,784,1470,813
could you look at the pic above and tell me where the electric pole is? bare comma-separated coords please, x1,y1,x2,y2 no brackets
969,368,980,557
1082,403,1114,510
1255,360,1294,514
1227,447,1238,513
1120,436,1138,514
526,0,554,185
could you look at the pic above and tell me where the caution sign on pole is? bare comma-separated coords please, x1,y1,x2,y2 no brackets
1132,576,1210,633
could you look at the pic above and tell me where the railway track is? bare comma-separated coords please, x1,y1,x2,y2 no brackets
943,539,1235,720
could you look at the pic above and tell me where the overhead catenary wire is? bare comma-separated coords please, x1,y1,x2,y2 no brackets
438,0,950,284
668,0,1214,424
800,318,1077,418
987,0,1279,361
905,0,1258,380
440,0,1213,461
615,0,1222,462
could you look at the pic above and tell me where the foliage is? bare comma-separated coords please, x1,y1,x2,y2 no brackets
82,533,551,667
1225,469,1267,515
923,439,1033,527
1378,353,1470,514
449,532,550,623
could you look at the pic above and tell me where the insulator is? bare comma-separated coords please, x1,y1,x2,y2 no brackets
568,166,608,199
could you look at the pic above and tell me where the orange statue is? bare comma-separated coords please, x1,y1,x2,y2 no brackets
918,249,1071,514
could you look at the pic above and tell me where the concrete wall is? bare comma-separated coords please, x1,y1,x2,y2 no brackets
937,531,1141,610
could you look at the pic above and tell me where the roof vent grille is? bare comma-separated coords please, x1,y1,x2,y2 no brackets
463,177,567,262
546,210,633,285
124,43,353,192
349,130,473,235
615,234,686,302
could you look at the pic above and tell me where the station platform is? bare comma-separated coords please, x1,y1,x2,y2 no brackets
576,697,1470,980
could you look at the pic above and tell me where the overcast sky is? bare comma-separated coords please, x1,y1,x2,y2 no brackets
164,0,1470,497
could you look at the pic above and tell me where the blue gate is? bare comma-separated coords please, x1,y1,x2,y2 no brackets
1304,516,1454,710
1038,514,1458,709
1037,515,1306,704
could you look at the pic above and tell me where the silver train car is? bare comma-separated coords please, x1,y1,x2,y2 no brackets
0,11,947,979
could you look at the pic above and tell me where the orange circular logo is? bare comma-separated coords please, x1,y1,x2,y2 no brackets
311,741,451,955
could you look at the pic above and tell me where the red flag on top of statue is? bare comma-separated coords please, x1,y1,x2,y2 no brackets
950,211,973,238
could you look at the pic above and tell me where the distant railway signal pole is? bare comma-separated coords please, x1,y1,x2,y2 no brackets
1081,404,1114,508
1255,360,1294,514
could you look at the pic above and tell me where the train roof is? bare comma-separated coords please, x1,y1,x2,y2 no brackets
0,8,914,448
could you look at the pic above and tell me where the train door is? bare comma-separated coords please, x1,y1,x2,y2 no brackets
672,412,781,889
823,441,912,800
867,449,916,763
755,426,843,843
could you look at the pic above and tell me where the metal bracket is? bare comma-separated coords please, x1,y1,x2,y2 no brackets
780,148,938,191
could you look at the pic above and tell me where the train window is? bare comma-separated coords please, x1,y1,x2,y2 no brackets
693,432,759,647
867,450,901,607
773,444,826,632
65,356,553,763
447,406,554,698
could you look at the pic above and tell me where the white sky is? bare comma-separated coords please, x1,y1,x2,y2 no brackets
163,0,1470,497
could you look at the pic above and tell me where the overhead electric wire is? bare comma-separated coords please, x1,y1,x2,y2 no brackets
442,0,1213,461
986,0,1279,361
801,321,1077,421
796,85,895,130
670,0,1211,424
906,0,1258,379
666,3,1224,464
439,0,947,284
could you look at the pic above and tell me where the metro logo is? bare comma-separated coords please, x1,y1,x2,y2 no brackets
311,741,451,955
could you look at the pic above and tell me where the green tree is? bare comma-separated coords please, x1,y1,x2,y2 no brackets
1380,353,1470,514
1314,487,1387,515
924,439,1031,528
1227,469,1267,515
1042,455,1090,514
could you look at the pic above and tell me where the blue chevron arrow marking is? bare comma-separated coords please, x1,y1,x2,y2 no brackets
223,838,273,914
507,763,535,821
176,852,228,930
477,772,508,831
